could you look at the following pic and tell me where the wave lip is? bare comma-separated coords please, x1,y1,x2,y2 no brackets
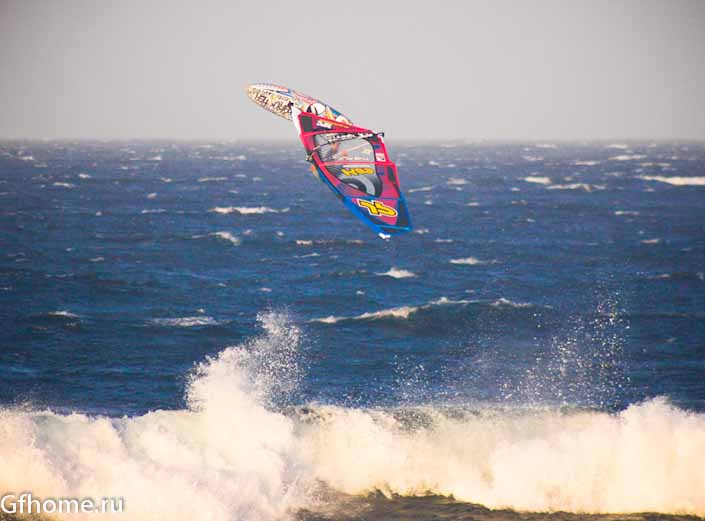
310,296,473,324
210,231,241,245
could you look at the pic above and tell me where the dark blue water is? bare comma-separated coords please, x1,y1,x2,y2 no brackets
1,140,704,518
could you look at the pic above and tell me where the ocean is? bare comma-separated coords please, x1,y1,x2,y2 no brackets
1,140,704,520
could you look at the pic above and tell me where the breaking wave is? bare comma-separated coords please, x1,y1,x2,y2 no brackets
1,313,705,519
309,297,538,325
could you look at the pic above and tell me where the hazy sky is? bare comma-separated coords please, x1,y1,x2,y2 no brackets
1,0,704,140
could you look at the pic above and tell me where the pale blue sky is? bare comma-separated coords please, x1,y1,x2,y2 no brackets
1,0,704,140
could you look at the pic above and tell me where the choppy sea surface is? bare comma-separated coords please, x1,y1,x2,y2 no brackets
1,140,704,520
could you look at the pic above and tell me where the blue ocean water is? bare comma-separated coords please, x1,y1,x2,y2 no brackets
1,141,704,519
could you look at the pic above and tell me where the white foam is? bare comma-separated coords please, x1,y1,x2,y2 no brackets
296,240,313,246
0,313,306,521
376,268,416,279
614,210,640,216
210,232,241,246
53,182,75,188
151,316,219,327
547,183,605,191
523,176,551,185
2,317,705,517
639,176,705,186
408,185,434,193
311,296,471,324
446,178,467,186
146,192,157,199
211,206,283,215
198,177,228,182
609,154,646,161
78,173,92,179
450,257,486,265
606,143,629,149
314,306,420,324
491,297,533,308
47,310,80,318
299,397,705,515
573,160,600,166
641,238,661,245
141,209,166,214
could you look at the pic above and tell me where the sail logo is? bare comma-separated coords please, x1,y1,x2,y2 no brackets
357,199,397,217
341,167,374,176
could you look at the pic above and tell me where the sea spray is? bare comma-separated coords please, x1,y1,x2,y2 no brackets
297,398,705,515
2,314,705,518
0,312,308,521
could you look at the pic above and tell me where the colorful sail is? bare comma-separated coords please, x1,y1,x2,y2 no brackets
246,83,412,239
294,110,411,239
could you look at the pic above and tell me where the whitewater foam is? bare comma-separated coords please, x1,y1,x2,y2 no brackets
450,257,486,265
609,154,647,161
547,183,605,191
210,231,241,246
639,176,705,186
3,315,705,519
311,297,472,324
375,268,416,279
297,397,705,514
573,160,600,166
211,206,284,215
408,185,435,193
0,313,306,521
523,176,551,185
150,316,220,327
